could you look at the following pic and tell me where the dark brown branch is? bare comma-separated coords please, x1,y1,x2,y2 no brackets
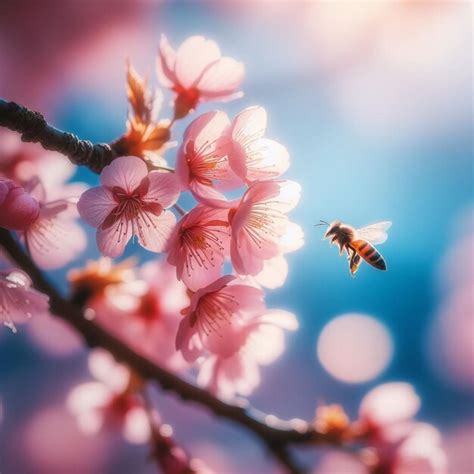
0,98,118,173
0,229,338,474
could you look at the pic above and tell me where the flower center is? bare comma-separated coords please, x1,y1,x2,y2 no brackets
101,184,162,230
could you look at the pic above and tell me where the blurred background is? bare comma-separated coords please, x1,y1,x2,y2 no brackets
0,1,472,472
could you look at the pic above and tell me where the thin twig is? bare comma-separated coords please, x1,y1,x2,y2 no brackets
0,229,338,474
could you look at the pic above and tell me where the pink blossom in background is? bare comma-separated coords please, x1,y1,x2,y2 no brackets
359,383,421,431
78,156,180,258
315,451,368,474
167,204,231,291
198,309,298,399
0,177,39,230
357,383,446,474
229,180,301,275
0,268,49,332
175,111,241,207
0,129,78,195
443,422,474,473
427,212,474,392
157,35,244,118
67,349,150,444
20,178,86,269
27,312,83,357
22,405,109,474
428,283,474,392
92,260,189,371
175,275,265,363
228,106,289,183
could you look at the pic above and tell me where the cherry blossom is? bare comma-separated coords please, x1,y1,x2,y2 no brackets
175,111,241,207
91,260,189,371
20,178,86,269
167,204,231,291
359,383,421,432
0,177,39,230
228,106,289,183
0,268,49,332
157,35,244,118
197,309,298,399
77,156,180,258
229,180,302,275
357,383,446,474
175,275,266,362
67,349,150,444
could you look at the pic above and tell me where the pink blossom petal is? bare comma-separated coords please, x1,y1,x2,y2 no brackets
24,177,46,203
189,180,234,208
100,156,148,193
359,383,421,427
25,210,86,269
175,147,191,191
144,171,180,209
243,138,290,182
182,110,231,158
136,209,176,253
197,57,245,100
175,316,204,363
232,106,267,143
174,36,221,89
77,186,116,227
280,222,305,253
230,228,279,275
230,107,289,181
253,256,288,289
274,180,302,212
202,316,250,359
96,217,133,258
222,283,265,314
157,34,177,87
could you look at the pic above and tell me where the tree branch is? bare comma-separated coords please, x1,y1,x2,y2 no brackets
0,229,339,473
0,98,118,173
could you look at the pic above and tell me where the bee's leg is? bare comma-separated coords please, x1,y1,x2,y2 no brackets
348,247,360,276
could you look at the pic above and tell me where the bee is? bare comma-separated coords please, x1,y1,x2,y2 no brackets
318,220,392,275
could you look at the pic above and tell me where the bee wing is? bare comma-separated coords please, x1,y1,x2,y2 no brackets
354,221,392,245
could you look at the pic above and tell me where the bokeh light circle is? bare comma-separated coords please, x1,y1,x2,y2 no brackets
317,313,393,383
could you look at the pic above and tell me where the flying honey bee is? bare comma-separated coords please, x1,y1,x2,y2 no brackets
317,220,392,275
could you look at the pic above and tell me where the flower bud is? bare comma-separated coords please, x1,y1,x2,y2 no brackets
0,177,40,230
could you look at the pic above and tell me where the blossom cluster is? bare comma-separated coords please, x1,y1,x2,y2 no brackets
0,33,446,473
0,35,301,400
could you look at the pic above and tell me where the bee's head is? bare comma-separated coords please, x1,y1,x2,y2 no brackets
324,220,342,238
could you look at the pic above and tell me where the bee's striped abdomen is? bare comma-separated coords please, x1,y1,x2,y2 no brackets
351,240,386,270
